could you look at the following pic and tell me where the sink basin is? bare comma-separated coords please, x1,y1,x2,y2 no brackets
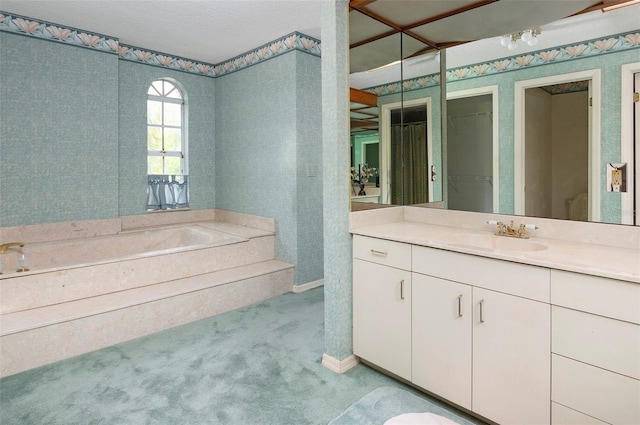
450,234,548,252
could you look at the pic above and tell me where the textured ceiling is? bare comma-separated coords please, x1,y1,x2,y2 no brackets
0,0,324,64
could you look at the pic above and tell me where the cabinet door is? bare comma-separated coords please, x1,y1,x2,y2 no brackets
473,287,551,425
353,259,412,380
412,273,472,410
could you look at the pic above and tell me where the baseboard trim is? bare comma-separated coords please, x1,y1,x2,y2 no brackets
322,353,359,374
292,279,324,293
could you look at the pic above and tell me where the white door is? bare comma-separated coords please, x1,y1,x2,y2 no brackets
635,72,640,225
412,273,472,409
472,288,551,425
353,259,412,380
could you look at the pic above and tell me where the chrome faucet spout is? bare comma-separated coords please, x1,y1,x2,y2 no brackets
0,242,25,254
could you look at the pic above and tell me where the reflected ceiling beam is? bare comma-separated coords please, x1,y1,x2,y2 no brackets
349,2,438,49
350,88,377,106
602,0,640,11
349,27,397,49
349,0,377,8
349,0,499,51
572,0,639,14
350,120,378,129
402,0,498,31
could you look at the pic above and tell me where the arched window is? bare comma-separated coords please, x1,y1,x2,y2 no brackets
146,79,189,210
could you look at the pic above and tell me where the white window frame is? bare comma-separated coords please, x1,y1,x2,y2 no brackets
147,79,186,175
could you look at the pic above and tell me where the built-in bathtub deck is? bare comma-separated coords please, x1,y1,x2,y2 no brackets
0,212,294,378
1,259,293,336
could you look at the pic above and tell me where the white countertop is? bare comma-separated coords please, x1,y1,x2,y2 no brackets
351,220,640,283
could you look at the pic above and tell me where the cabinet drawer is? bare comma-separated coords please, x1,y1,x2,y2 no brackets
552,306,640,379
353,235,411,270
552,402,608,425
412,245,550,302
551,270,640,324
552,354,640,425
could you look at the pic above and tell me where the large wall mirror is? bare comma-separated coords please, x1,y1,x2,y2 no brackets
349,0,640,226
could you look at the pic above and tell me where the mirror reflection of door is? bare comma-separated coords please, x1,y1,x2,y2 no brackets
524,80,590,221
350,88,380,203
363,141,380,177
390,105,429,205
635,72,640,226
447,94,494,213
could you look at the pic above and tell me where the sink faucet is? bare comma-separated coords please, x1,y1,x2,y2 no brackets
488,221,538,239
0,242,25,254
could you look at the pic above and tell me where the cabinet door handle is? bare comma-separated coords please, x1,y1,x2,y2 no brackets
457,294,463,317
370,249,388,257
479,299,485,323
400,279,405,300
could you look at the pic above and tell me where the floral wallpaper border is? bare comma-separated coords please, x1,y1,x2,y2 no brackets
366,30,640,96
0,12,119,54
0,11,321,78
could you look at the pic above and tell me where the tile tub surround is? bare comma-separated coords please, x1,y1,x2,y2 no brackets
0,209,293,377
350,206,640,283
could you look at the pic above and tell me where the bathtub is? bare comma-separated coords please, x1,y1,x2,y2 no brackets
0,221,281,315
0,223,246,275
0,215,292,377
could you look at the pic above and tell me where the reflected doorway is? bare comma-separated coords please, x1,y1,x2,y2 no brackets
380,98,434,205
446,93,496,213
525,82,589,221
515,70,601,222
446,86,499,214
390,105,429,205
635,71,640,225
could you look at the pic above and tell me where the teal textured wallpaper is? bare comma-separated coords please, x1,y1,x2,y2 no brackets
214,50,323,285
0,32,119,226
295,51,324,286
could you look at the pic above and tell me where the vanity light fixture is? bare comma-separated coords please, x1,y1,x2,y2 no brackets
500,28,541,50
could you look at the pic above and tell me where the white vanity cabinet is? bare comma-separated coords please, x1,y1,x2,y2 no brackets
471,286,550,425
352,236,412,381
412,246,551,425
411,273,472,410
550,270,640,425
353,235,551,425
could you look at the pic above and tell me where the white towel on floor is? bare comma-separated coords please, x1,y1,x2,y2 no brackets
383,412,462,425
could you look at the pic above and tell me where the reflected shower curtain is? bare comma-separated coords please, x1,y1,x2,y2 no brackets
391,122,429,205
146,175,189,210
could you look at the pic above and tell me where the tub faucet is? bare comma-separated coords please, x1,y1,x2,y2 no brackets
0,242,25,254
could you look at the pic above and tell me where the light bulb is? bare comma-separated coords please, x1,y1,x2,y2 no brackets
507,40,517,50
500,35,509,47
527,36,539,47
521,30,532,43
